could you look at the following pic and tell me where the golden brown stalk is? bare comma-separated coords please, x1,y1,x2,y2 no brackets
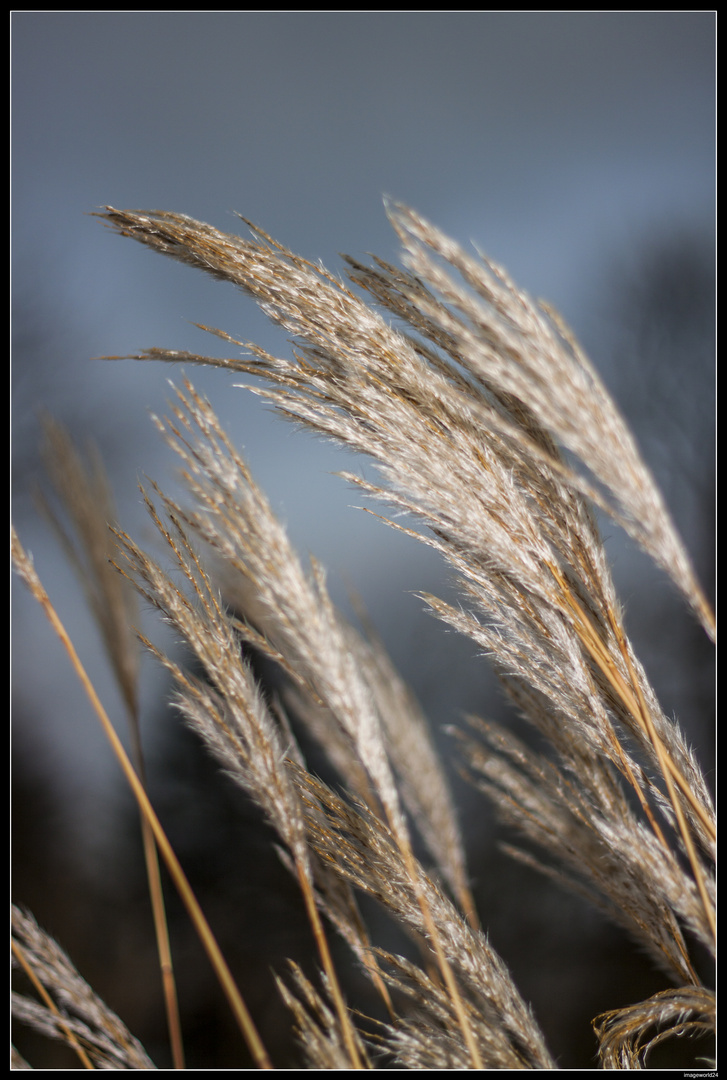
37,418,185,1069
11,529,272,1070
12,905,155,1070
12,937,95,1070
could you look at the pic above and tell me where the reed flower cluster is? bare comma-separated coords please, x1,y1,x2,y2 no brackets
12,203,714,1068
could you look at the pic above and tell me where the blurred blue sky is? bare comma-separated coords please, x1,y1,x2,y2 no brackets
12,13,715,842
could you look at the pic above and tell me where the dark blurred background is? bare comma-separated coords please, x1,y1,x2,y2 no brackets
12,12,714,1068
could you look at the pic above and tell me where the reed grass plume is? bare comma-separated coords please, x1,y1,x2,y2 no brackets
12,202,715,1069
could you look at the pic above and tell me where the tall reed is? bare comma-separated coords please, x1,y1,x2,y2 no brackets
12,203,714,1069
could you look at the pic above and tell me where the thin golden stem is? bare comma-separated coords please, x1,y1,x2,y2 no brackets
610,617,715,945
384,813,483,1070
137,816,185,1069
550,564,714,947
12,528,273,1070
295,863,368,1069
12,938,96,1070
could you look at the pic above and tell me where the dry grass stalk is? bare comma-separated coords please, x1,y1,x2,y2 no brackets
11,529,272,1070
12,202,714,1068
12,905,156,1070
36,418,185,1069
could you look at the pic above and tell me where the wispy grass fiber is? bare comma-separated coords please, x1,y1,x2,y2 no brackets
12,202,714,1069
